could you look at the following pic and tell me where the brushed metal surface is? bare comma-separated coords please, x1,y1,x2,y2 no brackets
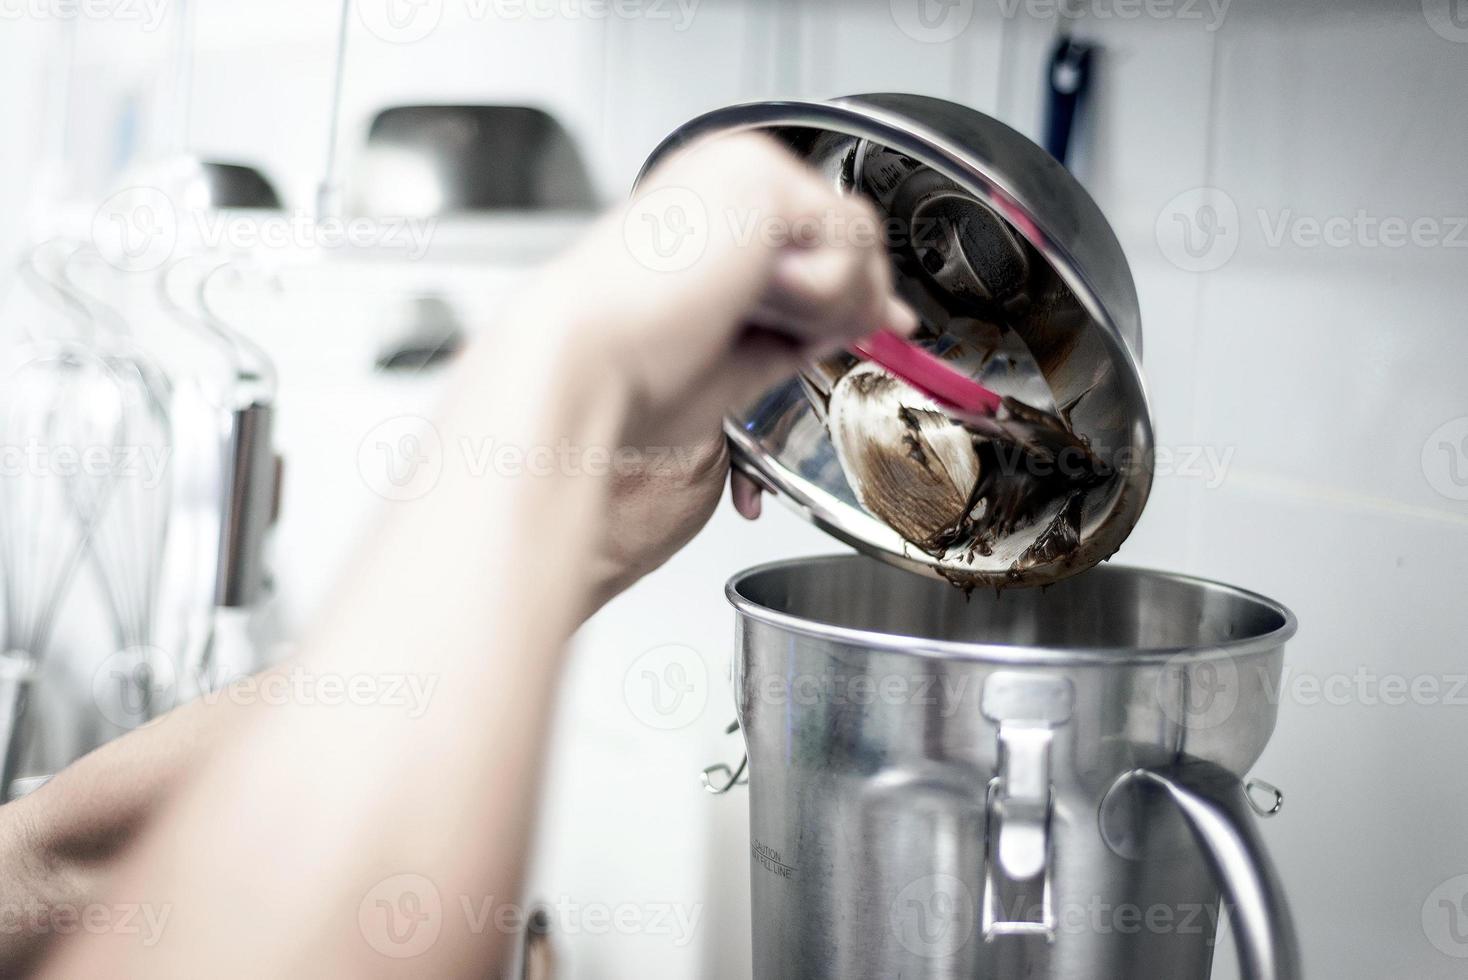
727,556,1299,980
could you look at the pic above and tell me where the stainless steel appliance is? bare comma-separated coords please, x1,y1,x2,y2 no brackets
728,556,1298,980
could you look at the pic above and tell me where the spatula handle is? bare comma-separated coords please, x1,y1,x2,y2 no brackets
851,330,1004,417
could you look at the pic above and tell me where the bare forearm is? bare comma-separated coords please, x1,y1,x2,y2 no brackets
0,694,245,974
44,327,627,978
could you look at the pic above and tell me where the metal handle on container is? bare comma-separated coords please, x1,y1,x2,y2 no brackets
980,673,1074,940
1125,762,1301,980
701,719,748,795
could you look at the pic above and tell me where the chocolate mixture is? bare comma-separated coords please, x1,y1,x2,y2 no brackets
827,365,1110,587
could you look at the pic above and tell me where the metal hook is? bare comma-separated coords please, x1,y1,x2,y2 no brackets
1244,777,1284,818
700,719,748,795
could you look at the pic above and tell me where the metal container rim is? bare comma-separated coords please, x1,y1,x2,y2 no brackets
726,554,1298,666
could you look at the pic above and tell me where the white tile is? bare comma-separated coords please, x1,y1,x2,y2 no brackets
1182,481,1468,979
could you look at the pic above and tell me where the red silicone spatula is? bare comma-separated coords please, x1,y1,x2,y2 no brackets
851,329,1004,419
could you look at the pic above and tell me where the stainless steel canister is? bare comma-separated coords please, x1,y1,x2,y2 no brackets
726,555,1300,980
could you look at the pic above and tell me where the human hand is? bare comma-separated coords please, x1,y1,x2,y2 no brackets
542,133,915,608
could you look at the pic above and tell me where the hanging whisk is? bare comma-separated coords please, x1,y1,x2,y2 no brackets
0,319,121,794
59,246,175,728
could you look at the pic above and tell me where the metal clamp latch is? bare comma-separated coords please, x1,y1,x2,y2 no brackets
701,719,748,795
980,673,1074,941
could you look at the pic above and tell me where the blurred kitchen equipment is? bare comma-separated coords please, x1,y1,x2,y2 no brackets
115,0,282,237
157,256,282,691
373,295,465,373
0,246,124,794
350,103,598,370
54,246,175,725
726,555,1300,980
639,95,1152,590
1043,37,1096,168
349,105,597,218
197,162,283,211
518,906,556,980
0,349,113,795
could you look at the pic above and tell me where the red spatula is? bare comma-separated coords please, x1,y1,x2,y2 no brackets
851,329,1004,420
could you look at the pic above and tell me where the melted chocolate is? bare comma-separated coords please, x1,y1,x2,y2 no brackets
827,365,1113,587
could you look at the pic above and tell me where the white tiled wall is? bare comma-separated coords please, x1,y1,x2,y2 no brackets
3,1,1466,977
